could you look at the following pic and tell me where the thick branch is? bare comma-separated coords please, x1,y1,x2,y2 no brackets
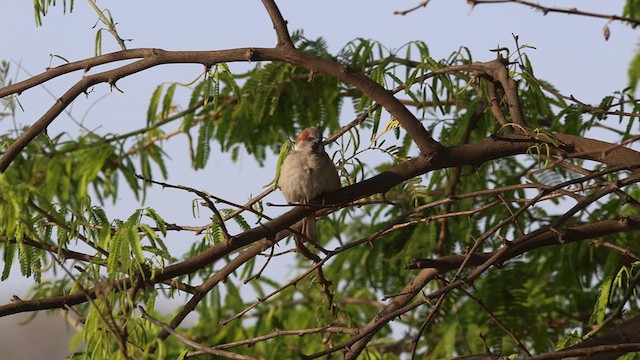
344,214,640,359
409,216,640,272
2,133,639,317
0,45,441,172
260,0,293,47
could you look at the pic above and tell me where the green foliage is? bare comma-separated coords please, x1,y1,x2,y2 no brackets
33,0,75,26
629,52,640,93
624,0,640,20
212,59,341,164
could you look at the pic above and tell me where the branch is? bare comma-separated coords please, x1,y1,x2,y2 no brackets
152,238,274,346
562,314,640,360
339,168,640,358
305,271,437,359
139,306,257,360
135,174,231,241
2,133,639,318
475,57,526,126
396,0,640,28
394,0,432,16
260,0,293,47
201,326,358,352
0,44,442,171
409,216,640,273
470,0,640,28
530,343,640,360
86,0,128,50
339,214,640,359
0,235,98,263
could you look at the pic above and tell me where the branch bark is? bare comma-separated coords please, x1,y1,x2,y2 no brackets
0,45,442,171
2,133,638,322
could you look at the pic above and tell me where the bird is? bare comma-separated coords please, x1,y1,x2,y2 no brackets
278,128,341,244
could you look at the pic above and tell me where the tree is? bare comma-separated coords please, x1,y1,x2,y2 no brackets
1,0,640,359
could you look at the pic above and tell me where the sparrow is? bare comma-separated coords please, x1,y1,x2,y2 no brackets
278,128,341,244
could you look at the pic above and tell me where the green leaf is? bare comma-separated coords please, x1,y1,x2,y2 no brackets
219,63,241,102
629,53,640,93
194,119,214,169
145,208,167,236
590,276,613,324
126,210,144,265
107,223,125,278
128,222,144,266
177,349,189,360
2,242,15,281
161,83,177,120
273,140,291,189
94,28,102,57
184,80,206,130
18,242,32,278
203,68,213,106
147,84,163,126
231,212,250,231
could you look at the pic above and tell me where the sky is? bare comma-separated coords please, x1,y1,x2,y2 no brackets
0,0,638,358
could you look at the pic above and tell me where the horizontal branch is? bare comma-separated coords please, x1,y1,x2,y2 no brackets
0,235,98,262
470,0,640,28
408,216,640,271
396,0,640,29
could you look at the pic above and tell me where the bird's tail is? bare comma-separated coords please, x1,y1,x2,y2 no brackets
301,214,317,244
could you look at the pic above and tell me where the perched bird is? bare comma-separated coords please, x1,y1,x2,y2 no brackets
278,128,341,244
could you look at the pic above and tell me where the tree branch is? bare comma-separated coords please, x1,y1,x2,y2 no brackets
470,0,640,28
2,133,639,318
260,0,293,48
139,306,257,360
396,0,640,28
0,44,442,172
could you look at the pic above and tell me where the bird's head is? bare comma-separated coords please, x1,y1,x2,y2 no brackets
293,127,324,152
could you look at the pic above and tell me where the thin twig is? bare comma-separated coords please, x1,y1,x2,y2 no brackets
470,0,640,28
139,306,258,360
459,287,531,356
202,325,358,352
394,0,431,16
135,174,232,241
86,0,128,50
580,267,640,341
410,293,445,359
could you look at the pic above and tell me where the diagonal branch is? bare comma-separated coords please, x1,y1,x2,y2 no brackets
339,213,640,359
0,44,441,171
2,133,640,318
340,169,640,359
135,174,231,241
260,0,293,48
